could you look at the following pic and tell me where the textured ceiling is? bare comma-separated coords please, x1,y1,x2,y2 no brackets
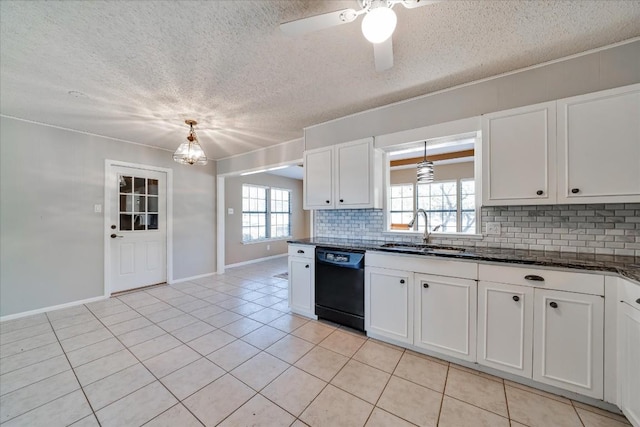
1,1,639,159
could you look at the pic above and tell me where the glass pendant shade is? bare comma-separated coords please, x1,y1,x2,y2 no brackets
416,141,434,183
173,120,208,165
416,160,434,183
361,7,397,44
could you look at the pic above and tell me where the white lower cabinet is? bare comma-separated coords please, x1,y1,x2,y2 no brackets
477,281,534,377
618,281,640,427
414,274,476,361
533,288,604,399
288,245,315,318
365,267,413,345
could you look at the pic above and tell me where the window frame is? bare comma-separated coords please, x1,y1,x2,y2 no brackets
242,184,292,243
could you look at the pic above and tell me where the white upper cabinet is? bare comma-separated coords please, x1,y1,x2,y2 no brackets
482,101,557,205
303,148,334,209
557,84,640,204
303,137,383,210
481,84,640,206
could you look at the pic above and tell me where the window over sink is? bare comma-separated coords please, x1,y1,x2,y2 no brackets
385,132,479,235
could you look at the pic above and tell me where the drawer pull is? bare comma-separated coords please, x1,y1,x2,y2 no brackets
512,295,520,302
423,283,429,288
536,190,543,196
549,301,558,309
305,264,309,268
524,275,544,282
400,279,405,284
297,250,305,254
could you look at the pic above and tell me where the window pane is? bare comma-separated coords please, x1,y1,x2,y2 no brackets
134,196,146,213
147,179,158,195
134,177,146,194
148,214,158,230
119,176,132,193
134,214,146,230
120,195,132,213
120,214,132,231
148,196,158,213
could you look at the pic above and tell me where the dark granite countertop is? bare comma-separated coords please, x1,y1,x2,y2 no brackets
288,237,640,285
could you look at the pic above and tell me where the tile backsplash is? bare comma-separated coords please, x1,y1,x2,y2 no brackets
314,204,640,256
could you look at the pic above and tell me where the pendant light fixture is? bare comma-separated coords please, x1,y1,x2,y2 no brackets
416,141,434,183
173,119,208,165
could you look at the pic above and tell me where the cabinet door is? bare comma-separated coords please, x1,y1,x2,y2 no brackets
557,84,640,203
482,101,556,205
288,257,315,318
365,267,413,345
304,147,333,209
618,302,640,426
336,138,374,208
414,274,476,361
533,289,604,398
477,281,534,377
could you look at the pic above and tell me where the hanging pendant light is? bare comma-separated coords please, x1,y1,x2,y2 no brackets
173,119,208,165
416,141,434,183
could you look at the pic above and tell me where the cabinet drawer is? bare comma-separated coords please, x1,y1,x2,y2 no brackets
620,278,640,307
478,264,604,295
366,252,477,280
288,244,315,259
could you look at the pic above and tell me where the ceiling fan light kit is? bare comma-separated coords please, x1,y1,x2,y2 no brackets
280,0,439,71
173,119,208,166
361,6,397,44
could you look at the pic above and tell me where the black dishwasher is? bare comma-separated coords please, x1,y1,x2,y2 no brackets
315,248,365,331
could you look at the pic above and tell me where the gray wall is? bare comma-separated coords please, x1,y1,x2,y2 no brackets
0,117,216,316
305,40,640,149
217,138,304,176
225,173,309,266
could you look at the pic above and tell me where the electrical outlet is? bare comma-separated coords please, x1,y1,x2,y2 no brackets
227,208,234,215
94,204,102,213
267,244,271,251
486,222,501,235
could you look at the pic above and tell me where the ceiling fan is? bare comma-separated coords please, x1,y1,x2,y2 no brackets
280,0,441,72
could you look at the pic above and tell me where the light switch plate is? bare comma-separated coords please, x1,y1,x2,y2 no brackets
228,208,234,215
94,204,102,213
486,222,501,235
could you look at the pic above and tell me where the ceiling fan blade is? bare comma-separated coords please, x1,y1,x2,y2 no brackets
374,37,394,72
400,0,442,9
280,8,358,36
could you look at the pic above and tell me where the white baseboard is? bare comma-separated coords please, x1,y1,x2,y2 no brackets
225,253,288,269
0,295,108,322
170,272,217,285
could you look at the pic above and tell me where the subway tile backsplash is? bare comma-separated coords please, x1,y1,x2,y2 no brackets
314,203,640,256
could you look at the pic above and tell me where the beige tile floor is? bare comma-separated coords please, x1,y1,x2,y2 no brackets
0,257,632,427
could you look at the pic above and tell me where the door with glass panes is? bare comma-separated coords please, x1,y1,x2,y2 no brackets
110,166,166,293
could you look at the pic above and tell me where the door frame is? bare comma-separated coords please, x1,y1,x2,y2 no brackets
104,159,173,296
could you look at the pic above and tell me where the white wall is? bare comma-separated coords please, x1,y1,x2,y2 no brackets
0,117,216,316
305,40,640,149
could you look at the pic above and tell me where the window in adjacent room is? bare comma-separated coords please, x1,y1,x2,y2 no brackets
242,184,291,242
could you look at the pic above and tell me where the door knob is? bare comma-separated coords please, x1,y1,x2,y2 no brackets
571,188,580,194
536,190,543,196
549,301,558,308
423,283,429,288
110,234,123,239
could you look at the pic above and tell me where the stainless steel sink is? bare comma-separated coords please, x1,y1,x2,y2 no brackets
379,243,466,255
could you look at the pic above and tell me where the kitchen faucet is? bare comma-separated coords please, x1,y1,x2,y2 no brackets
408,208,430,244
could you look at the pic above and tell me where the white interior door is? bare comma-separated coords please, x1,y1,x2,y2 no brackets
109,165,167,293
